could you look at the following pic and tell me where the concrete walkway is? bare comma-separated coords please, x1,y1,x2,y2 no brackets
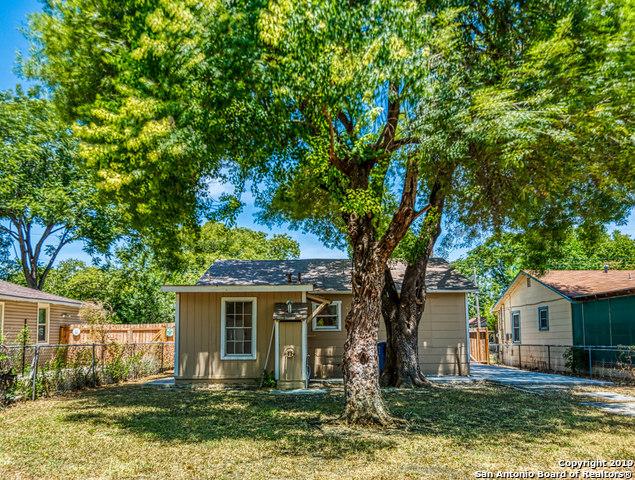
470,363,611,391
471,363,635,417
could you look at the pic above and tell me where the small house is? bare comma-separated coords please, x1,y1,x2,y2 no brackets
0,280,83,345
492,269,635,370
162,258,476,388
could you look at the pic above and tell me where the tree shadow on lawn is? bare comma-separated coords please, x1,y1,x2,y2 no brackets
60,381,634,458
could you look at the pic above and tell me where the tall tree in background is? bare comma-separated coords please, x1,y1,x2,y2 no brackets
455,229,635,329
27,0,633,423
0,89,119,289
4,220,300,324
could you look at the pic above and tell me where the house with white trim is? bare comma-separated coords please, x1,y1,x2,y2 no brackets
0,280,82,345
162,258,476,388
492,269,635,371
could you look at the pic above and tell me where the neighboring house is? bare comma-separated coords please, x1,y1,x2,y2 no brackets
0,280,83,345
162,258,476,388
492,269,635,370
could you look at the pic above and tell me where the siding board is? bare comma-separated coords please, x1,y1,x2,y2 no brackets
177,290,469,382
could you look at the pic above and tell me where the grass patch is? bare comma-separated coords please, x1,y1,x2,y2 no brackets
0,381,634,479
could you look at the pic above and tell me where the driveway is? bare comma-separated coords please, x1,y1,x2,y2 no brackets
470,363,611,391
471,363,635,417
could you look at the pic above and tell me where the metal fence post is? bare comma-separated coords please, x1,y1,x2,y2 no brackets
31,346,39,401
518,345,522,369
21,319,27,376
91,343,97,385
588,347,593,377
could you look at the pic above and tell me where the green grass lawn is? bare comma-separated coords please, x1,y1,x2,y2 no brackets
1,381,634,479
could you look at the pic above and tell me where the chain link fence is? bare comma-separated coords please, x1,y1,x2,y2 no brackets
490,343,635,381
0,342,174,404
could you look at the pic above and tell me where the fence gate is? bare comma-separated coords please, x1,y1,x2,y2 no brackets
469,329,489,363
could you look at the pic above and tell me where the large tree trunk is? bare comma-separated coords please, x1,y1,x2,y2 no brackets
381,264,431,387
381,178,447,388
342,221,394,425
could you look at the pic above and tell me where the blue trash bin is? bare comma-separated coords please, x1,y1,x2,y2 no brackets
377,342,387,373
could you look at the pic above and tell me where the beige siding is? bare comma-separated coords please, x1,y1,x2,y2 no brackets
496,274,573,346
0,299,80,345
416,293,469,375
178,290,470,382
177,291,303,382
308,293,349,379
309,292,468,378
378,293,469,375
494,273,573,369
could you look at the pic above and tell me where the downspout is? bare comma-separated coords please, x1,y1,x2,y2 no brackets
464,293,471,375
174,293,180,378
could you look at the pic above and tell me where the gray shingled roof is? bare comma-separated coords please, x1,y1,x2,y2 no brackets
197,258,476,292
0,280,83,306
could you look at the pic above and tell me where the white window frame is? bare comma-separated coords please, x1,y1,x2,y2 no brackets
311,300,342,332
220,297,257,360
511,310,521,344
37,303,50,344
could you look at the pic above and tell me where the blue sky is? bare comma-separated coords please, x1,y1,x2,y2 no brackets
1,1,633,266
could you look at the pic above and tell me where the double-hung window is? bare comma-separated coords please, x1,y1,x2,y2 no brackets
511,311,521,343
221,298,257,360
312,301,341,331
538,306,549,331
37,304,49,344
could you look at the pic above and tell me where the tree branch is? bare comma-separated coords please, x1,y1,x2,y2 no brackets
374,82,401,152
37,228,72,290
0,223,20,240
322,106,353,176
378,156,419,259
337,111,355,136
33,223,55,266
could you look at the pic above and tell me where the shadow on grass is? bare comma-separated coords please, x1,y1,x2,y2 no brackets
60,381,635,458
62,385,392,459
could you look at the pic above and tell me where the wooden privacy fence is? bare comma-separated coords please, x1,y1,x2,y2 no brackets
60,322,175,345
469,329,490,364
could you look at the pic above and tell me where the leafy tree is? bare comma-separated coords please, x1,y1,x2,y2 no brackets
454,229,635,330
0,88,120,290
27,0,634,424
15,221,300,324
377,0,634,387
181,221,300,282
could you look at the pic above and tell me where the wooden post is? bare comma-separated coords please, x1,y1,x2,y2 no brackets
91,343,97,385
547,345,551,371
